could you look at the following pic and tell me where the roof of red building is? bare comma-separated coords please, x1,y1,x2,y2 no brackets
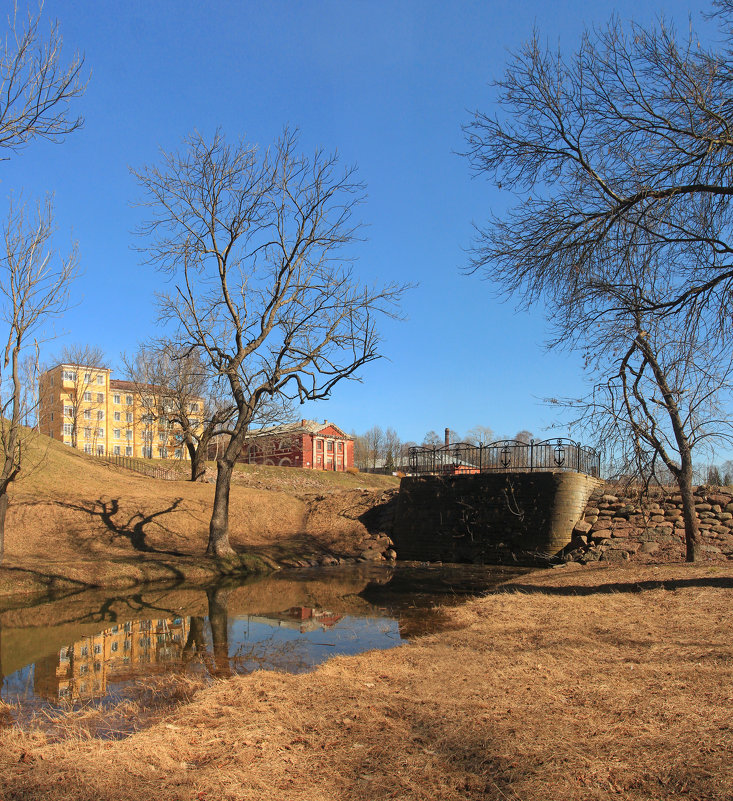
248,419,351,439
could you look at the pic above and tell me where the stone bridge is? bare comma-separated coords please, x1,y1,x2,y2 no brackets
391,471,603,565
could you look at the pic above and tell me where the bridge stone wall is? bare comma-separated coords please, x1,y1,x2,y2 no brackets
392,472,603,564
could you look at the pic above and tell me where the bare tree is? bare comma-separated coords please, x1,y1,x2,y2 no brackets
383,426,401,472
362,425,385,470
52,343,106,451
463,7,733,336
0,2,86,157
134,129,404,556
55,344,106,450
462,6,733,561
122,344,235,481
465,424,495,446
0,196,77,562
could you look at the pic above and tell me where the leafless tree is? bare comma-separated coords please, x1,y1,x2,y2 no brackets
134,129,404,556
50,343,106,451
465,424,495,446
122,344,235,481
0,196,77,562
548,261,733,560
462,6,733,560
0,2,86,157
463,7,733,336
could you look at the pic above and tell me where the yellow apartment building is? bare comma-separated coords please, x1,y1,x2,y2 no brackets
38,363,203,460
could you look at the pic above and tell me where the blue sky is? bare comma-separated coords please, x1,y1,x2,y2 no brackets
3,0,710,444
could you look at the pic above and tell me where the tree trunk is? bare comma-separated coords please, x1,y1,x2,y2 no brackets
206,417,250,557
678,461,702,562
207,458,236,557
186,439,208,482
0,491,6,566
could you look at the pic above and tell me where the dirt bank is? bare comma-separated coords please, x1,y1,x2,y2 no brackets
1,562,730,800
0,435,399,597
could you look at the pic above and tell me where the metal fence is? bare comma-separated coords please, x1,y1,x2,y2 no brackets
94,453,178,480
408,439,600,477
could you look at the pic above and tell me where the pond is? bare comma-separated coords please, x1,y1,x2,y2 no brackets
0,563,531,731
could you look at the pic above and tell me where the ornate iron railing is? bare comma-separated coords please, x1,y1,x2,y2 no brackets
408,439,600,477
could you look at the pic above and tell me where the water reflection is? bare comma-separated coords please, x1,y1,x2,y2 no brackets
0,563,529,717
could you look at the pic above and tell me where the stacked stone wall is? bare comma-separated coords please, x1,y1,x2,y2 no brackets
567,483,733,563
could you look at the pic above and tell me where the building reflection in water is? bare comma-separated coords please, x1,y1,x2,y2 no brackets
33,617,190,703
30,607,342,704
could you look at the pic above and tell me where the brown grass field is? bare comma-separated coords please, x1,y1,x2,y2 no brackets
0,433,398,596
0,562,730,800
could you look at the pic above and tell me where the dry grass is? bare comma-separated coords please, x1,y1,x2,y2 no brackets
1,562,731,800
1,433,395,597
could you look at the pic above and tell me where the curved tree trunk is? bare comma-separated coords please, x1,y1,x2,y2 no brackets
207,585,231,677
186,439,208,483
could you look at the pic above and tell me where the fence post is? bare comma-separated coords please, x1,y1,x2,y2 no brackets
529,439,534,472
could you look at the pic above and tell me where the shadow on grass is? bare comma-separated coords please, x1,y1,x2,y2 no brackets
500,576,733,595
56,498,188,556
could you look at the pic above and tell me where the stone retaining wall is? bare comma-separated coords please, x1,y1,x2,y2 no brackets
567,483,733,563
392,472,602,565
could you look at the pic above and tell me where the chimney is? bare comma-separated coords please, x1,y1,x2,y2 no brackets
301,419,307,427
445,427,450,447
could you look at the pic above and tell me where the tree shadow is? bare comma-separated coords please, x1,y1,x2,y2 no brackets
55,497,189,556
499,576,733,596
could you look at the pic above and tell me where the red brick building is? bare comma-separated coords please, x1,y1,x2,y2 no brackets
235,419,354,471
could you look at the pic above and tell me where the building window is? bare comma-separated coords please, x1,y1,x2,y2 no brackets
97,393,104,403
97,375,104,385
158,447,168,458
84,427,91,439
84,372,92,383
126,412,133,423
83,408,91,420
141,413,155,423
174,448,182,459
158,432,166,442
113,394,121,404
113,429,120,439
126,395,133,405
327,441,334,452
83,391,91,401
126,430,133,440
316,440,323,451
96,428,104,438
142,446,152,458
189,402,198,413
64,405,73,417
63,424,72,435
50,412,54,422
114,411,121,421
97,410,104,420
189,418,199,427
97,444,104,455
125,446,132,456
337,441,343,453
113,445,121,455
84,444,92,454
111,641,118,652
63,370,76,382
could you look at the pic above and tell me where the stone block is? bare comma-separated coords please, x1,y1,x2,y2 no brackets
640,541,660,554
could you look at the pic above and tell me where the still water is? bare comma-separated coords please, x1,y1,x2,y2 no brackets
0,563,530,726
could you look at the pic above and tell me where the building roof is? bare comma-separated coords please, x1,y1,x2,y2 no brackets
249,419,351,439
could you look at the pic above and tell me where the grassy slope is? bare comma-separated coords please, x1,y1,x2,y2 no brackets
0,562,730,801
1,433,399,595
